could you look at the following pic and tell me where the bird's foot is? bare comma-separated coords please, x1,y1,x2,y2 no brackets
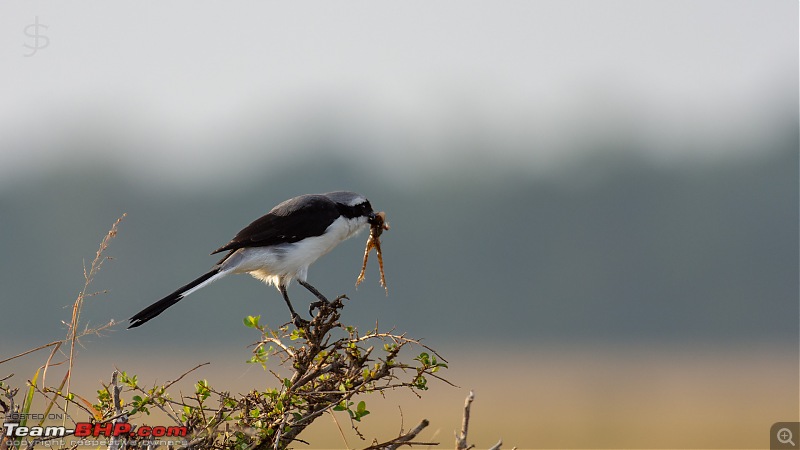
291,313,310,328
309,295,348,316
308,299,330,316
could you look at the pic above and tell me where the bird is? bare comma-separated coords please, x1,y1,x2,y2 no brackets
128,191,379,329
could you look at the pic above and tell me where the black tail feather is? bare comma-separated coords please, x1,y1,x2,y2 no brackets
128,269,219,329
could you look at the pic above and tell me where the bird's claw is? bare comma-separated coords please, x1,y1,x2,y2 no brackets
291,314,310,328
309,294,350,316
309,300,330,316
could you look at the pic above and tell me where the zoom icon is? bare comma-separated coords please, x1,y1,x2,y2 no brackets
772,422,799,449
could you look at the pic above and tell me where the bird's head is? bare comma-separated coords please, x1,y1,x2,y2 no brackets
324,191,377,224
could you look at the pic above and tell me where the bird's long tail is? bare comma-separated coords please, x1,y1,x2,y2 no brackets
128,268,226,328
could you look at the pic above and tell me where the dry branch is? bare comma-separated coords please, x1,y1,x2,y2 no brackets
454,390,508,450
455,390,475,450
364,419,437,450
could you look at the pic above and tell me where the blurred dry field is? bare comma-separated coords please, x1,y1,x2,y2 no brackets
10,340,794,449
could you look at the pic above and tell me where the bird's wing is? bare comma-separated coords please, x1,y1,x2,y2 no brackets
211,194,341,254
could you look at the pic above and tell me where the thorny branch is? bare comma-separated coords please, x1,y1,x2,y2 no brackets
56,297,451,450
238,297,449,449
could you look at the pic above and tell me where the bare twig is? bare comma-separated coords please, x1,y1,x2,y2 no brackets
363,419,435,450
0,341,61,366
260,337,296,359
487,439,503,450
164,362,211,391
453,390,508,450
329,408,350,449
352,332,449,365
455,390,475,450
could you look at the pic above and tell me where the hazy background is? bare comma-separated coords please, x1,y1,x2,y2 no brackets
0,1,797,448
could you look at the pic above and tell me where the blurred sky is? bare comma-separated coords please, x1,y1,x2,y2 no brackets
0,1,795,190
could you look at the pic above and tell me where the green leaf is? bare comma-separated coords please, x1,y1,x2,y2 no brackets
20,367,41,428
351,400,370,421
333,400,350,411
243,315,260,328
416,352,430,366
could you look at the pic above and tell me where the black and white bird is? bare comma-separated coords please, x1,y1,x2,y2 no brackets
128,191,379,329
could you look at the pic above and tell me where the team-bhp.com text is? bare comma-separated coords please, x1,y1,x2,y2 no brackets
3,422,187,438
